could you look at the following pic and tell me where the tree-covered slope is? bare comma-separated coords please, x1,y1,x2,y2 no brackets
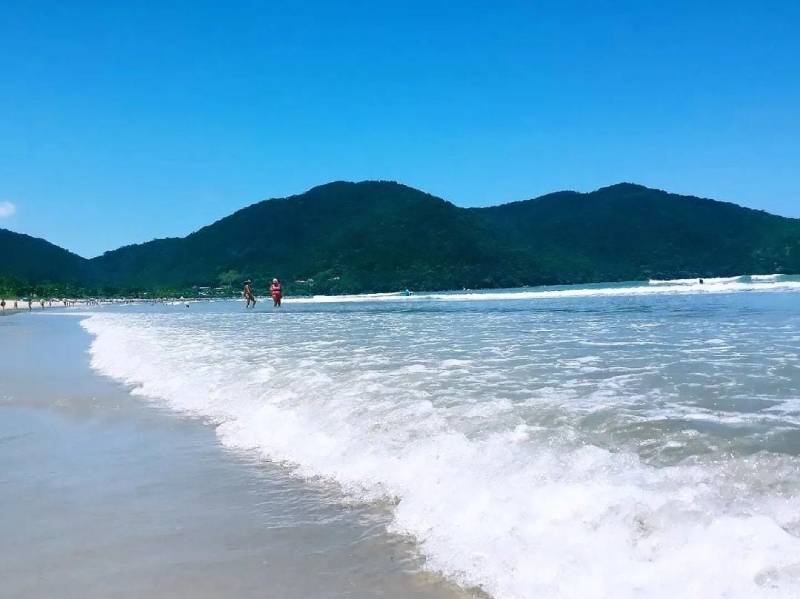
3,181,800,295
0,228,88,284
89,181,504,292
474,183,800,284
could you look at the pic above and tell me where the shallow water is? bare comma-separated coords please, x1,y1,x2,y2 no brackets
73,279,800,599
0,314,472,599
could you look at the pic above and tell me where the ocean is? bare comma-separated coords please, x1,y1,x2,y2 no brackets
5,275,800,598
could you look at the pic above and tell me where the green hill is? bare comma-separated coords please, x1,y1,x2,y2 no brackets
89,181,498,293
474,183,800,285
0,229,88,297
3,181,800,296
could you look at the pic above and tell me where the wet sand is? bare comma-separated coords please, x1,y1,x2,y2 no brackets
0,312,475,599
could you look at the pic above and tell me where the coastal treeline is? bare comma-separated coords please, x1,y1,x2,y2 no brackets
3,181,800,297
0,275,214,300
0,275,78,300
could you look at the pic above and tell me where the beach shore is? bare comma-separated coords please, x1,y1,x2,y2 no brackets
0,312,474,599
0,298,70,314
0,299,24,314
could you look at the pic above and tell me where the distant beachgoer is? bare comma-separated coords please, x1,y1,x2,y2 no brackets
270,278,282,308
14,300,18,309
699,278,704,285
27,299,32,310
243,280,256,308
40,299,45,309
1,299,5,312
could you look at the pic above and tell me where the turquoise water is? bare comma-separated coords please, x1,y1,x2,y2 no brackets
76,278,800,598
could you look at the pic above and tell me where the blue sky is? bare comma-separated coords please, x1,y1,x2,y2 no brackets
1,1,798,257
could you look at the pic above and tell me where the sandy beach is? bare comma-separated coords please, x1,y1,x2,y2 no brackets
0,299,24,314
3,282,800,598
0,299,95,316
0,298,70,314
0,312,473,599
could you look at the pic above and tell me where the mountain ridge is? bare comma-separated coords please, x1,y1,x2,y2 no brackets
0,228,89,281
91,181,800,257
2,181,799,296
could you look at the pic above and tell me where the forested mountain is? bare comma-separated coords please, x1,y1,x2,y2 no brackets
2,181,799,296
0,229,88,296
473,183,800,285
89,181,494,292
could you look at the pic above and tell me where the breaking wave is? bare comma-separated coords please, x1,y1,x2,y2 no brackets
80,286,800,598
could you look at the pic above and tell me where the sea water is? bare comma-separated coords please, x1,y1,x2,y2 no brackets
1,313,469,599
79,277,800,599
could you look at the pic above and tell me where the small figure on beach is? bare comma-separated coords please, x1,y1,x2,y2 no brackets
1,299,5,312
14,300,18,309
27,299,32,311
270,278,282,308
243,279,256,308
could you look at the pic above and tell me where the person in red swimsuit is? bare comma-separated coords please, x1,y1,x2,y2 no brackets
270,278,282,308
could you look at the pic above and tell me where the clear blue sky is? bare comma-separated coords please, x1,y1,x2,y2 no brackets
1,1,798,257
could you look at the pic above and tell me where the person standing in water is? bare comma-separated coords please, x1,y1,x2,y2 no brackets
270,278,282,308
243,279,256,308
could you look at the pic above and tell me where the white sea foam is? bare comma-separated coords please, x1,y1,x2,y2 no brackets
287,274,800,304
751,274,785,282
649,275,745,286
79,291,800,599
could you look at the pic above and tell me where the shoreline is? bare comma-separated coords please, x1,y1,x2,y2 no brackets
4,288,799,597
1,271,799,316
0,298,71,315
0,313,475,599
